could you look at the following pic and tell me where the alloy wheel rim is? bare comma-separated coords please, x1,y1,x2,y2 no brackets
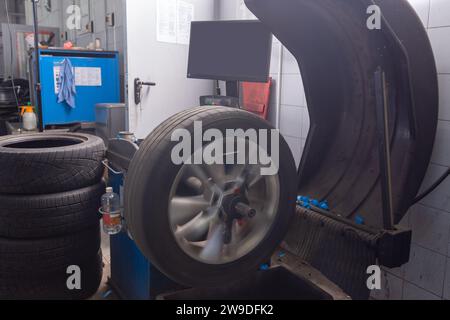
168,142,280,265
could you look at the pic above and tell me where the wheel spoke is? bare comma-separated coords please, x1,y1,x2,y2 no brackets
203,163,227,188
170,195,210,226
184,177,204,194
229,164,247,181
200,224,225,262
175,212,213,242
247,170,264,189
245,163,263,186
186,165,212,190
232,164,263,190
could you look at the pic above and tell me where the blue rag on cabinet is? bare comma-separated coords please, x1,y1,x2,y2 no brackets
57,58,76,108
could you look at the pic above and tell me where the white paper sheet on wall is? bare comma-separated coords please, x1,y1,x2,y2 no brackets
54,66,62,94
177,1,194,45
157,0,194,45
75,67,102,86
157,0,178,43
53,66,102,94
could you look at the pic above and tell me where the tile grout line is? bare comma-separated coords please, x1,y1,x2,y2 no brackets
429,161,450,170
416,201,450,217
411,242,447,259
403,279,443,299
384,269,442,299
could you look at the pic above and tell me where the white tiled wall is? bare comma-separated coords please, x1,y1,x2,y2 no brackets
376,0,450,301
267,40,309,167
277,56,309,167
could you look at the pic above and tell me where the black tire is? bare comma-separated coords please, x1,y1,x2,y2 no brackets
0,182,104,239
124,107,297,287
0,225,100,274
0,133,105,195
0,250,103,300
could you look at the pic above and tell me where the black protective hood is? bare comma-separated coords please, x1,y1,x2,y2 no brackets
245,0,439,228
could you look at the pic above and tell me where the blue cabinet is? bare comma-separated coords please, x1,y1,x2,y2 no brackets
38,49,120,127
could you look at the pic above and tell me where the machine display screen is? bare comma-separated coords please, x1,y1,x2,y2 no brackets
187,20,273,83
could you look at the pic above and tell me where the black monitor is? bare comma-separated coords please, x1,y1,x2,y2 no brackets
187,20,272,83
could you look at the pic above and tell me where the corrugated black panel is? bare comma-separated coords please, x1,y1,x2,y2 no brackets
284,207,379,300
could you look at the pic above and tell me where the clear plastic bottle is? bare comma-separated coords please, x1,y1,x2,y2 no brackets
101,187,122,235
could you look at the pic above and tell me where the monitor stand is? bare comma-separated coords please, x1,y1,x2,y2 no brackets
200,81,240,108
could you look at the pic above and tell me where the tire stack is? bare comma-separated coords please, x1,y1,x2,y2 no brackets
0,133,106,300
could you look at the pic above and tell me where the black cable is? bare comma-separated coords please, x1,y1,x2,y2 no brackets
412,167,450,205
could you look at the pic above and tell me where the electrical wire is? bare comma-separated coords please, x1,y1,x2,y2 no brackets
4,0,20,109
412,167,450,205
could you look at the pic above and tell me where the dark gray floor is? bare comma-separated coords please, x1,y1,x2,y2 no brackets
90,231,118,300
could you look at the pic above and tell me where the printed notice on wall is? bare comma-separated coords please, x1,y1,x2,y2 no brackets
177,1,194,45
54,66,102,94
157,0,177,43
75,67,102,87
157,0,194,45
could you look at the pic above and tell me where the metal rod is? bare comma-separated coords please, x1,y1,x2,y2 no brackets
308,205,379,236
275,42,284,130
374,68,395,230
32,0,44,132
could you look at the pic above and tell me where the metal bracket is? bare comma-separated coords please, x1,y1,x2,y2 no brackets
106,138,139,174
102,160,123,175
377,227,412,268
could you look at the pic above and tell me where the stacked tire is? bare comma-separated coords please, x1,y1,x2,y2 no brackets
0,133,106,300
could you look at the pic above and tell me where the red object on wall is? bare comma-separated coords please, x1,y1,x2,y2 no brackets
241,77,272,120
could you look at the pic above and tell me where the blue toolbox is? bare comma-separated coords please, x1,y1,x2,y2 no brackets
36,49,120,128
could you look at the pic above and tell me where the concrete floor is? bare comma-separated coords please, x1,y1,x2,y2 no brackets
90,231,118,300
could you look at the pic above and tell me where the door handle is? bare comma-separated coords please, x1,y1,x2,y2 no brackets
134,78,156,105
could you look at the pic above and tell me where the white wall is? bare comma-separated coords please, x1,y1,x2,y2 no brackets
125,0,216,138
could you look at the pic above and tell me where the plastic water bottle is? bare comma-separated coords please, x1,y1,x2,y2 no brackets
101,187,122,235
